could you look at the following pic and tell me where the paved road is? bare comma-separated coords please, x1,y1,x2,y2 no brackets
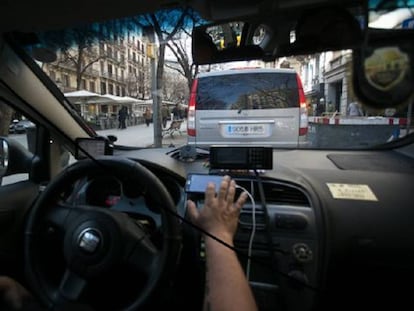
97,119,188,148
8,119,188,149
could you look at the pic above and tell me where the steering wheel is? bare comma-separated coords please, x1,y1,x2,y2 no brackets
24,157,182,310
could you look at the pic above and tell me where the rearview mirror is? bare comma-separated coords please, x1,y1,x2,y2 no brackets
192,21,264,65
192,5,365,65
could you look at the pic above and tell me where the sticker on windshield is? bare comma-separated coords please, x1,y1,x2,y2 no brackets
326,183,378,201
364,47,409,91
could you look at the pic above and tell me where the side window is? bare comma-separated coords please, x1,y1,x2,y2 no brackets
0,102,36,185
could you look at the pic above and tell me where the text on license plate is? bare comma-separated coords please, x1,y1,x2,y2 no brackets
224,124,267,136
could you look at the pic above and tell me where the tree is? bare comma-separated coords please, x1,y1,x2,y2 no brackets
126,60,150,99
166,34,198,91
163,69,189,103
40,22,127,90
133,9,197,147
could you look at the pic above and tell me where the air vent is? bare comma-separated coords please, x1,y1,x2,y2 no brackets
256,182,309,206
235,178,310,207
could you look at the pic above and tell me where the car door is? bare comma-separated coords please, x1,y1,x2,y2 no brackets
0,101,49,279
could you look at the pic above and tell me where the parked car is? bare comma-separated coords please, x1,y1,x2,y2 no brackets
187,68,308,148
8,119,19,133
14,119,35,134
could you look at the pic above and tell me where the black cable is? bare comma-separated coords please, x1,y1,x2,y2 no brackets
254,170,282,284
163,196,320,293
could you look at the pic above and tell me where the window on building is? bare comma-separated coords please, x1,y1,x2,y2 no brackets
89,81,95,93
101,82,107,94
81,79,87,90
100,61,104,73
116,86,120,96
108,84,114,94
63,74,70,87
121,87,125,96
107,46,112,58
108,64,112,77
133,52,136,62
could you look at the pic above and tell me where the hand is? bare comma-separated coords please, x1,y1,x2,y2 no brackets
187,175,248,245
0,276,33,310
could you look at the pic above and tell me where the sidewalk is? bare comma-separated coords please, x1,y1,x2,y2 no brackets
96,119,188,148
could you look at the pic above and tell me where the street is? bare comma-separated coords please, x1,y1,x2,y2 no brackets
97,119,188,148
8,119,188,149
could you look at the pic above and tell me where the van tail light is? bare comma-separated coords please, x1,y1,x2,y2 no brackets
296,74,308,136
187,78,198,137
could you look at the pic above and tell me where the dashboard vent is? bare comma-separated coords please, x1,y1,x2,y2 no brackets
235,179,310,207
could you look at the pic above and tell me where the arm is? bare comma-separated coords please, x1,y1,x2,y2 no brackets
187,176,258,311
0,276,37,310
203,236,257,311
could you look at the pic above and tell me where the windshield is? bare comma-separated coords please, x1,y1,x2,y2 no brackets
8,3,414,150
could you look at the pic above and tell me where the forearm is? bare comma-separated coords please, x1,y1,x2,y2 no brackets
203,237,258,311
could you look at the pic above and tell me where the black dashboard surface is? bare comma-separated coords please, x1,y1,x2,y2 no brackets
115,146,414,310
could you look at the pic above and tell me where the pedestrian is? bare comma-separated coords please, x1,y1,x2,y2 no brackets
161,103,170,128
172,103,181,120
118,106,127,129
143,107,152,127
316,101,325,116
347,101,363,117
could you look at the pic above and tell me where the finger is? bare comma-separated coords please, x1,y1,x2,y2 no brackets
186,200,199,223
204,182,216,206
234,191,248,210
218,176,231,202
226,180,237,206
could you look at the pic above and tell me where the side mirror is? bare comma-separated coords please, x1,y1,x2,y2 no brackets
0,139,9,179
0,137,33,177
353,29,414,109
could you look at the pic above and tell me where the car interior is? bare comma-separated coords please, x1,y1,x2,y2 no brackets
0,0,414,310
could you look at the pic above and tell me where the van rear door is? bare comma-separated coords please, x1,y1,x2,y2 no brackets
189,69,306,148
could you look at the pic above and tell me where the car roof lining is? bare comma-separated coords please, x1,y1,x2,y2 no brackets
0,0,364,34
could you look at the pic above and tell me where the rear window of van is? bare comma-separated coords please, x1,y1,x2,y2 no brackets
196,72,300,110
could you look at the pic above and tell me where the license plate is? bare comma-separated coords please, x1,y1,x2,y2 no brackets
222,124,267,137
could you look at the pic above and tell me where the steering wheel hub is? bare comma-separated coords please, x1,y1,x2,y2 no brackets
78,228,102,253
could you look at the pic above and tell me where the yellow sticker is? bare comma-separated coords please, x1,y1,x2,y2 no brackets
326,183,378,201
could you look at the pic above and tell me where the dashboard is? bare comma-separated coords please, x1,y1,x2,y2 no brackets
67,145,414,310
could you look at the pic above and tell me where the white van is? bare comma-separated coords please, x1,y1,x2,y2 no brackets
187,68,308,148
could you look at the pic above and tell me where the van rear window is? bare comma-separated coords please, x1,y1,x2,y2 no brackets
196,72,300,110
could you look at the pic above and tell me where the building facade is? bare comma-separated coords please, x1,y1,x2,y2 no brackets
43,29,151,115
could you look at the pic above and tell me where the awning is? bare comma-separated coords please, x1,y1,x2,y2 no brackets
65,90,113,104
